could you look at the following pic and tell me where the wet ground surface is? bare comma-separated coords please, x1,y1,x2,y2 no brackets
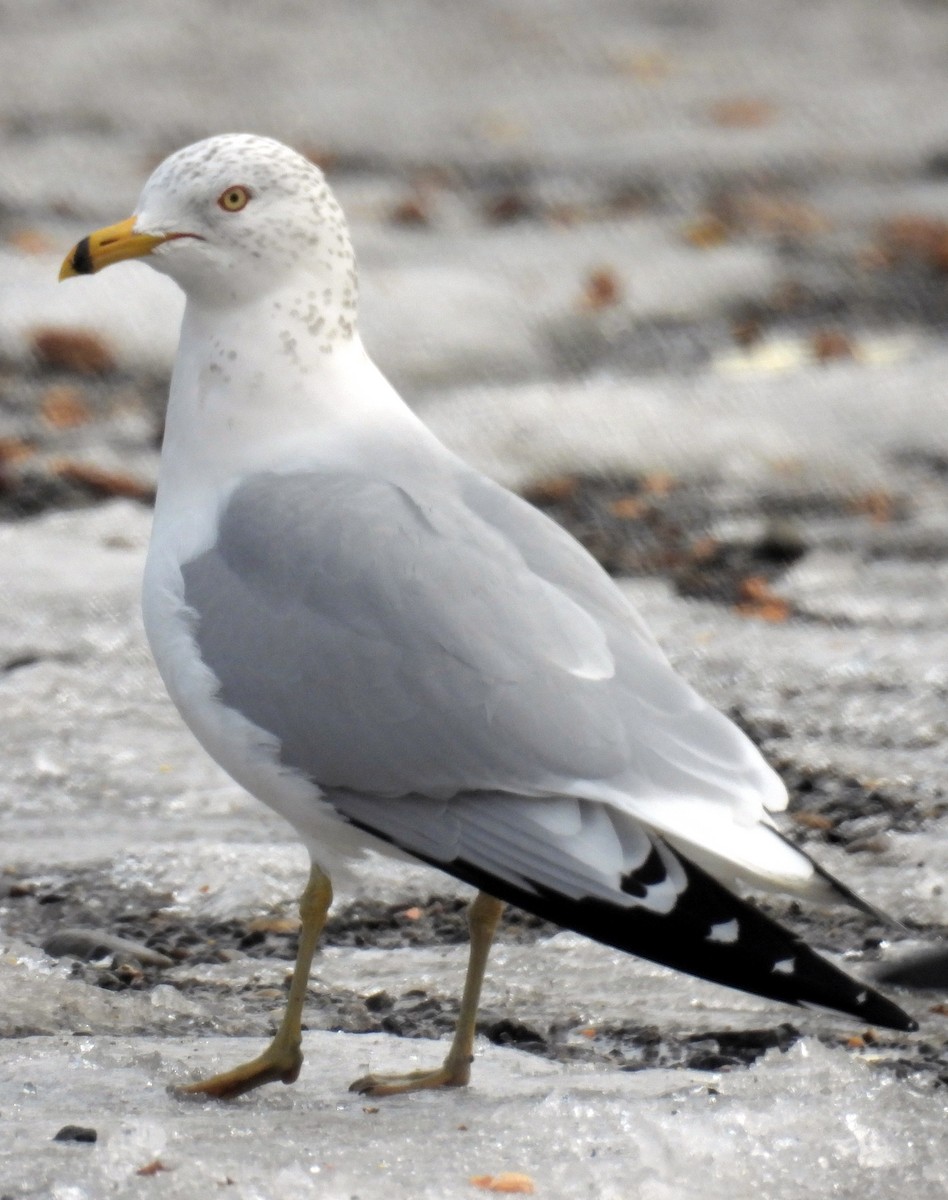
8,125,948,519
4,322,948,1147
3,865,946,1087
3,382,947,1095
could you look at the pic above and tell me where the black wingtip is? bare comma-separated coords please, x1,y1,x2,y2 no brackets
334,803,916,1033
450,849,918,1033
843,988,918,1033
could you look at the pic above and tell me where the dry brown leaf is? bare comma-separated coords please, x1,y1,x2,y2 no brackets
735,576,791,622
742,602,791,624
31,328,116,375
683,215,730,249
811,329,854,363
875,214,948,271
136,1160,170,1177
929,1003,948,1017
580,267,622,309
641,471,676,496
470,1172,536,1194
609,496,645,520
40,385,91,429
0,436,35,465
246,916,301,935
51,459,154,501
791,811,834,832
731,318,762,348
708,98,776,128
886,215,948,256
880,214,946,255
738,577,776,602
521,476,580,505
390,196,432,227
483,192,536,224
849,490,896,524
689,536,720,562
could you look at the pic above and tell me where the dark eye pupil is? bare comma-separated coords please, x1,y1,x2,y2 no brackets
219,188,246,210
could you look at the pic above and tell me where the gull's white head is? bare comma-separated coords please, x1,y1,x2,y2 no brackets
60,134,357,325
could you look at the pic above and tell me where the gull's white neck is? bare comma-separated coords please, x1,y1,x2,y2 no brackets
162,293,401,476
151,282,429,562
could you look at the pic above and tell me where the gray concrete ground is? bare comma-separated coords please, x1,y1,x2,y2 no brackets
2,2,948,1198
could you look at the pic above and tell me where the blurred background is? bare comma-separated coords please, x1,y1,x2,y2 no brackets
4,0,948,462
2,5,948,1193
5,0,948,672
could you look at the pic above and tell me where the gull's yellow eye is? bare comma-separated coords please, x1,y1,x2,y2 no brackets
217,185,251,212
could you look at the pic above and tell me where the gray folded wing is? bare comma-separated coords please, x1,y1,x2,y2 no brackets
181,462,772,811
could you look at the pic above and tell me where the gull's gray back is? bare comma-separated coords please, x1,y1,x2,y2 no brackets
181,458,768,807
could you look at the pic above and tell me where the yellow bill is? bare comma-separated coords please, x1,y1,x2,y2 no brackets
59,217,172,281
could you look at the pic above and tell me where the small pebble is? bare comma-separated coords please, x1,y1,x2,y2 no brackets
876,944,948,989
53,1126,97,1144
43,928,173,968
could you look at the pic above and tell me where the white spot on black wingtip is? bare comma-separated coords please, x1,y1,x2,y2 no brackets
772,957,796,975
706,919,740,944
640,876,681,916
620,845,678,914
855,990,868,1006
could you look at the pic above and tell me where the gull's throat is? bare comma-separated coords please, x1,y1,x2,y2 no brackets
155,286,419,523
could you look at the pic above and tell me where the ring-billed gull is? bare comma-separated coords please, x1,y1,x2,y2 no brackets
60,134,915,1099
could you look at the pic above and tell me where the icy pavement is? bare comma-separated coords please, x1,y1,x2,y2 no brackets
2,492,945,1196
1,1032,945,1200
3,1,948,1197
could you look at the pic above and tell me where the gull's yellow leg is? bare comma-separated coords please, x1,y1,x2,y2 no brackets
176,862,332,1100
349,890,504,1097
